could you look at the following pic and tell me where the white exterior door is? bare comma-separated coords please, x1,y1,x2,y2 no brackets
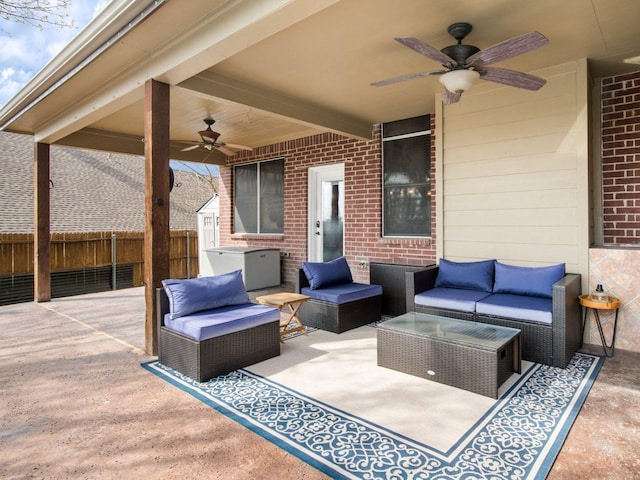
308,163,344,262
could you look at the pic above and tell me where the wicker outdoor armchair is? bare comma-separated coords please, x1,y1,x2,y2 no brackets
156,286,280,382
295,267,382,333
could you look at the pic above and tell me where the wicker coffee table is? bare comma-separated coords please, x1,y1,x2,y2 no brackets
377,312,521,398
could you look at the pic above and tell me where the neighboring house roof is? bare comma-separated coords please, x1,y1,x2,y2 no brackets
0,131,216,233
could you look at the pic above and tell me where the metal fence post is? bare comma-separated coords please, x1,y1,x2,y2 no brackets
186,231,191,279
111,233,117,290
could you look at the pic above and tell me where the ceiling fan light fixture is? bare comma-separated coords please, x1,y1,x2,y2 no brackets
623,55,640,65
439,69,480,93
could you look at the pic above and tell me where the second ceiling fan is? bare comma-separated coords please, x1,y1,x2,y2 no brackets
178,118,253,156
372,22,549,104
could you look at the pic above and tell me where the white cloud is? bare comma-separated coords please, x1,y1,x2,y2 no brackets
93,1,111,18
0,0,109,109
0,67,33,103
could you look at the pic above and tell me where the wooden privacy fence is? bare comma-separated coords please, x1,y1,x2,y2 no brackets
0,231,198,303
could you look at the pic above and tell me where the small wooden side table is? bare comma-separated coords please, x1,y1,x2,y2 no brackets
256,292,310,343
578,294,621,357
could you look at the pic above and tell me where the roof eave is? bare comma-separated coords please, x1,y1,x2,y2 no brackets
0,0,166,132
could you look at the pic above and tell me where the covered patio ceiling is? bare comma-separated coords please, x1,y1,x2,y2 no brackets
1,0,640,166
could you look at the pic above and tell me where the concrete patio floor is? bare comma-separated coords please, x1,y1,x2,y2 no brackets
1,286,638,479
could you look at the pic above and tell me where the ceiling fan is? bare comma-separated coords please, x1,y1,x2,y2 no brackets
178,118,253,156
371,22,549,104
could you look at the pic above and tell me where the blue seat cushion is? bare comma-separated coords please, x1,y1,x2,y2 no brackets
163,303,280,341
476,293,553,324
435,258,495,292
414,287,493,313
493,261,565,299
162,270,250,320
301,256,353,289
301,282,382,304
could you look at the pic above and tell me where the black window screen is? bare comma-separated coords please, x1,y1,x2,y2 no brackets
382,115,431,237
234,158,284,234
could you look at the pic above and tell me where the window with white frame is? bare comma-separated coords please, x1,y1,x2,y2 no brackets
234,158,284,234
382,115,431,237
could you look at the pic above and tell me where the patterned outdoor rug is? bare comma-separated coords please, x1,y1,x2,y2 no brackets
142,326,603,480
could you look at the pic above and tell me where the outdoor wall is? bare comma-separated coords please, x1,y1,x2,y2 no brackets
587,248,640,353
212,61,640,354
437,59,590,286
601,70,640,245
587,69,640,353
218,121,437,286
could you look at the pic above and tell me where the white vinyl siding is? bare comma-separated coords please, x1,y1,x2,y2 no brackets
437,59,589,280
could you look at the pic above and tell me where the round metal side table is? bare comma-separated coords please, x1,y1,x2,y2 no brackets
578,294,621,357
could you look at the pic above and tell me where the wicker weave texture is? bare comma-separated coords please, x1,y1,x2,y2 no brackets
159,322,280,382
295,268,382,333
414,304,476,322
405,268,582,368
370,263,427,316
299,295,381,333
475,315,551,365
552,274,583,368
156,288,280,383
377,323,519,398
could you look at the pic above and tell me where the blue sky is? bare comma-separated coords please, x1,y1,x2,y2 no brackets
0,1,215,175
0,1,109,108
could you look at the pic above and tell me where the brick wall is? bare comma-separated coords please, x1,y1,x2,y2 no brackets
601,70,640,245
218,117,437,286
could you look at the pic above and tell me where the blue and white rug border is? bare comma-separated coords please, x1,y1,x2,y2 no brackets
142,360,351,478
142,352,603,480
528,354,603,476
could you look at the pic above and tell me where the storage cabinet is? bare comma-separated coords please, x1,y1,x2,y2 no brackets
202,247,280,290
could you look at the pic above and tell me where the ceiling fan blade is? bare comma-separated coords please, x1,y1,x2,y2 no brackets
442,89,462,105
466,31,548,67
216,145,237,156
223,142,253,151
371,70,446,87
480,67,546,91
395,37,456,67
180,144,201,152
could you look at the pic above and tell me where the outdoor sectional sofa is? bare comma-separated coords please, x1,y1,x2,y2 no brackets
296,256,382,333
405,259,582,368
156,270,281,382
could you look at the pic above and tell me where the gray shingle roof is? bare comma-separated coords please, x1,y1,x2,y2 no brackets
0,131,216,233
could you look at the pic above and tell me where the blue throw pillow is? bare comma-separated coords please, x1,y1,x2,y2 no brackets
434,258,495,292
162,270,250,320
493,261,565,298
301,256,353,290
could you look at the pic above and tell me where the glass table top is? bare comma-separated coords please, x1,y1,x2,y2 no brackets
378,311,520,351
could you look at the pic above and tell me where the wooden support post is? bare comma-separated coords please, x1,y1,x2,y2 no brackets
34,142,51,302
144,79,171,355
